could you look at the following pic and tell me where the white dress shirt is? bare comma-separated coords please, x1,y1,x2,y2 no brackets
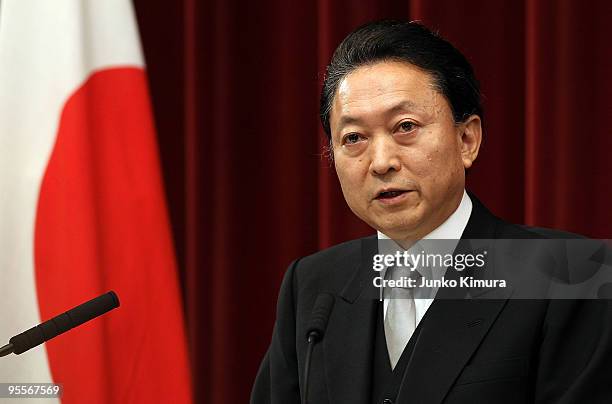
378,190,473,326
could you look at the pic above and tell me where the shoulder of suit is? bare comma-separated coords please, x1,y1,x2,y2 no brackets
472,197,587,240
516,225,588,239
291,235,375,287
495,219,588,239
468,192,589,240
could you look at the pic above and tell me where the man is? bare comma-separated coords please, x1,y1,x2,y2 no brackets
251,20,612,404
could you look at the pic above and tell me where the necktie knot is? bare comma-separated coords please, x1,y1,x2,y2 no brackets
384,264,421,298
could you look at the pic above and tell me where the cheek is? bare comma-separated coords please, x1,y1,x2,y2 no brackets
430,135,463,168
334,159,358,192
410,148,443,177
417,147,463,190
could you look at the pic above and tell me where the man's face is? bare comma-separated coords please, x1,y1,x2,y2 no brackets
329,60,481,241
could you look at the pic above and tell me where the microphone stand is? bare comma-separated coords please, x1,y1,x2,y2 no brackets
302,332,318,404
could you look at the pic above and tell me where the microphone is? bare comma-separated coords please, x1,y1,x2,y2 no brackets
303,292,335,404
0,291,120,357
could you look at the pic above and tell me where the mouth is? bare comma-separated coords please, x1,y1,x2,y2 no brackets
374,188,413,204
376,190,408,199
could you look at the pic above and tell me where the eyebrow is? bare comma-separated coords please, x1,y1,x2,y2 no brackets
336,100,420,128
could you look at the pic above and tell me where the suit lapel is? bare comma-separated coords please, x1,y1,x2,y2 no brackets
395,298,510,403
324,237,378,404
324,298,377,404
395,193,512,403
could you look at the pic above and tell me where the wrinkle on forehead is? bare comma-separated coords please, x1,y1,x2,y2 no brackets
337,89,439,116
332,61,450,124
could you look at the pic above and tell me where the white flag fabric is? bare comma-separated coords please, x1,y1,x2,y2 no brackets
0,1,192,403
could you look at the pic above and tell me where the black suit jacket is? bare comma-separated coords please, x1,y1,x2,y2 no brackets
251,195,612,403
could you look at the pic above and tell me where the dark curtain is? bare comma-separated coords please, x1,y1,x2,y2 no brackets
133,1,612,402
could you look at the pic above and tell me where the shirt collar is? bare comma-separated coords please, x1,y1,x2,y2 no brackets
376,190,473,281
377,189,472,242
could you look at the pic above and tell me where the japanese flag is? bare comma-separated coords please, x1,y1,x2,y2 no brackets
0,1,192,403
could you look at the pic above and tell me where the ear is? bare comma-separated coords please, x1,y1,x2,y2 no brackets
458,115,482,169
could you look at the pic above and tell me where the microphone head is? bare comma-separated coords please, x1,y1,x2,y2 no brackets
8,291,120,355
306,293,335,342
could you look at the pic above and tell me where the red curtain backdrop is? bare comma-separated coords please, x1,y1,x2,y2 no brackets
133,1,612,402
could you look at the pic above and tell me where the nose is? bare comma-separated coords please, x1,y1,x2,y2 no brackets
369,135,401,176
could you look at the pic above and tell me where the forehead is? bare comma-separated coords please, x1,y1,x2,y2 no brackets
338,60,435,98
330,61,448,128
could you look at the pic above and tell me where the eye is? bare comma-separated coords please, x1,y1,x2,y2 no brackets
397,121,417,133
343,133,364,145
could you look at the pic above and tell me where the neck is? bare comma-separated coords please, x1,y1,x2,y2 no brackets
387,190,465,247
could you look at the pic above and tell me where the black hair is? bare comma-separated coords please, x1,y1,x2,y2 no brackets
320,20,482,138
